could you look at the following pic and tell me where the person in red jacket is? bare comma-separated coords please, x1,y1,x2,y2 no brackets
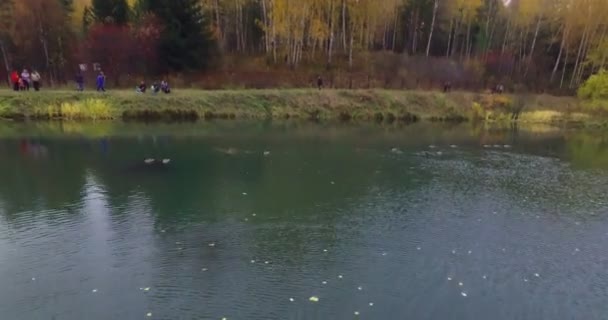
10,70,19,91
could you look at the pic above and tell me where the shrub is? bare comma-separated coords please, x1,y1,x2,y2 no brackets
60,99,113,120
578,69,608,100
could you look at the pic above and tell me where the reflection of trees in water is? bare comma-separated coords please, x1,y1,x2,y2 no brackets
0,140,89,217
0,134,433,270
0,135,406,221
565,132,608,169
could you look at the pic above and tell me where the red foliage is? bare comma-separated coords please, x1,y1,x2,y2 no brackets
81,24,136,81
80,17,162,81
133,14,163,72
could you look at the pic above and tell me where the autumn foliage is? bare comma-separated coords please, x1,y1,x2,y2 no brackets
2,0,608,93
81,15,162,82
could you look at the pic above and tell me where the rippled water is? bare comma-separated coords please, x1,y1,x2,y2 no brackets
0,122,607,320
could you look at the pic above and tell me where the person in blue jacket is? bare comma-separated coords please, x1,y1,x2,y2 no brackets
96,71,106,92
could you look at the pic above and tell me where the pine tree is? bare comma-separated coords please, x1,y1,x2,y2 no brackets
142,0,217,72
91,0,130,25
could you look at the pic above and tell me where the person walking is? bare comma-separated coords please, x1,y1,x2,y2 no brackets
10,70,19,91
31,70,41,91
20,69,31,91
96,71,106,92
75,72,84,91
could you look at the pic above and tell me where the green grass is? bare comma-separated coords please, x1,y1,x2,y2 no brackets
0,88,603,125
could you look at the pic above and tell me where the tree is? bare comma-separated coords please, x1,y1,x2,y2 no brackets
91,0,130,25
82,24,136,84
142,0,217,72
0,0,14,83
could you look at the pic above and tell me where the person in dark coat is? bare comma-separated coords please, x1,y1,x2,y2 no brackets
96,71,106,92
137,81,146,93
160,80,171,94
75,72,84,91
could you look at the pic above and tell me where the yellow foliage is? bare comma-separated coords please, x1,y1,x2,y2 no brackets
59,99,114,120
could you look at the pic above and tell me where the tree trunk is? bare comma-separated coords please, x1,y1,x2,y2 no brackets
524,15,542,77
349,25,354,69
426,0,438,57
593,25,608,71
327,0,335,66
261,0,269,53
0,40,10,85
498,16,512,74
451,13,462,58
272,8,277,63
446,18,453,57
382,19,388,50
560,47,569,89
392,12,398,51
575,27,596,85
235,0,241,52
341,0,347,51
40,38,52,86
484,10,498,62
484,0,493,39
465,20,472,60
411,9,418,54
569,26,588,88
550,28,567,83
214,0,222,50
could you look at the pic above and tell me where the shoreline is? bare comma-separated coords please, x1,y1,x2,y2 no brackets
0,89,604,126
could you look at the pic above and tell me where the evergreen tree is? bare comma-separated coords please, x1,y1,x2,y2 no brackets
142,0,217,72
91,0,130,25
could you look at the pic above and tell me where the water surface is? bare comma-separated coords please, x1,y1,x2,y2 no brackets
1,122,607,320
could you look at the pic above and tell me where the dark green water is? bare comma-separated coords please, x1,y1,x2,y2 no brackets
1,122,608,320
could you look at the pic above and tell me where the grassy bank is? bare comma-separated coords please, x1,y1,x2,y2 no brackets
0,89,604,125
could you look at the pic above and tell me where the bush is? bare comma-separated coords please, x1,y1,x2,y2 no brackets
578,69,608,100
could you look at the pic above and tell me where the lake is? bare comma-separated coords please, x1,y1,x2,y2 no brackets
0,122,607,320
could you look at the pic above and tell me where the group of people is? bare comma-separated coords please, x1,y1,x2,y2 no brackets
136,80,171,94
73,71,107,92
10,69,41,91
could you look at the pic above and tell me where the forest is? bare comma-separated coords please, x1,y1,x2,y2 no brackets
0,0,607,93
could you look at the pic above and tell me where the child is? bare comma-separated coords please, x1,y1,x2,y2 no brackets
96,72,106,92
